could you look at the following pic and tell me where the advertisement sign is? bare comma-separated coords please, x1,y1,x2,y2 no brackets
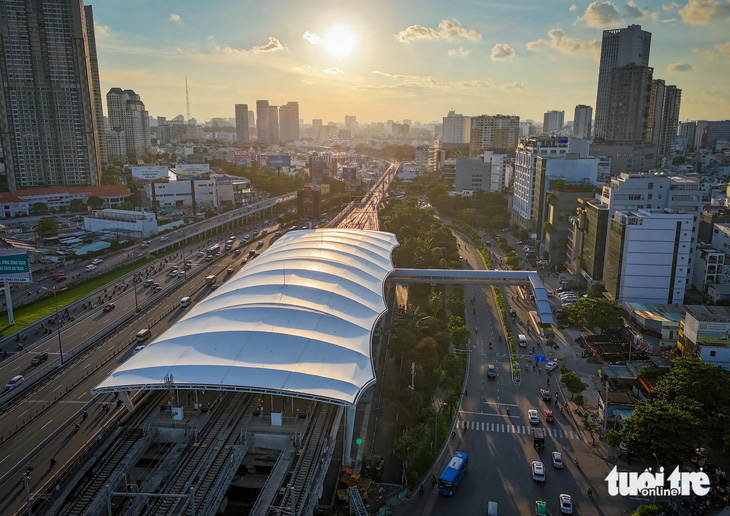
132,165,169,182
342,166,357,182
267,155,291,168
684,315,730,346
0,249,31,283
312,160,335,181
234,151,252,166
175,163,210,177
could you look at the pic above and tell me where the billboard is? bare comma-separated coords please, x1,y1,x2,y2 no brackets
132,165,169,182
342,166,357,182
684,315,730,346
0,249,31,283
234,151,252,166
267,155,291,168
175,163,210,180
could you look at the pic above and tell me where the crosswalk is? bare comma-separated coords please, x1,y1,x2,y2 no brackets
456,419,580,440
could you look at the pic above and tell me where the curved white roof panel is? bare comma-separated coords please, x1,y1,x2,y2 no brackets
93,229,399,406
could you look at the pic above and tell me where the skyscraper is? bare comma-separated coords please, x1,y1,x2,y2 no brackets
345,115,358,133
268,105,280,144
256,100,271,144
469,115,520,157
0,0,102,189
658,86,681,156
235,104,249,144
279,102,300,142
573,105,593,139
106,89,150,162
542,111,565,134
594,25,651,140
604,64,654,143
84,5,106,166
442,111,471,146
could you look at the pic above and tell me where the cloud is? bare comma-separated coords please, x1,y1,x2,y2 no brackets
501,81,526,90
624,1,658,19
663,2,680,9
447,47,472,57
661,17,678,21
570,4,578,10
322,67,344,74
678,0,730,24
490,43,515,60
716,41,730,55
170,13,181,23
95,24,111,39
693,47,716,60
527,29,601,59
396,19,482,42
303,31,320,45
667,62,694,71
251,37,284,53
579,1,622,27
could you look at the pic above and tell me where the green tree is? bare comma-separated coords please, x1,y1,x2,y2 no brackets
560,369,587,399
390,329,419,359
393,425,428,465
69,199,86,212
450,325,471,348
586,283,607,298
35,217,59,234
619,398,700,464
563,298,624,333
87,196,104,209
582,415,598,446
32,202,48,215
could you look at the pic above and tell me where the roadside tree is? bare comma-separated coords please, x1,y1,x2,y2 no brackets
563,298,624,333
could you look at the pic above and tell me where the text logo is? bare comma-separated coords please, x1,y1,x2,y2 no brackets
605,466,710,497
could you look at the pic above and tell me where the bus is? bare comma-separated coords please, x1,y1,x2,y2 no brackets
206,243,221,256
438,451,469,496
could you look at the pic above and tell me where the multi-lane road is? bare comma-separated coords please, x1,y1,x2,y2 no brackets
0,222,281,516
401,234,634,516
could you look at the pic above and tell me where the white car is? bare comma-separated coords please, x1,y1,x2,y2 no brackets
558,292,577,299
91,258,103,265
537,259,549,266
528,409,540,425
159,236,168,241
532,461,546,482
552,451,564,469
559,493,573,514
545,361,558,371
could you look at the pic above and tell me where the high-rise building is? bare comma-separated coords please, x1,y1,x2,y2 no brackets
84,5,106,166
469,115,520,157
604,64,654,143
658,85,681,156
594,25,652,140
235,104,249,144
106,89,150,162
345,115,358,133
0,0,102,189
678,121,697,152
441,111,471,146
543,111,565,134
646,79,666,147
279,102,299,142
256,100,271,144
268,105,280,143
573,105,593,139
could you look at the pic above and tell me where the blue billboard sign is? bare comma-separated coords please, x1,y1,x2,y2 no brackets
268,155,291,168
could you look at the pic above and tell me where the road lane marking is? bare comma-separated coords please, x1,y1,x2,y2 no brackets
41,419,54,430
17,409,28,419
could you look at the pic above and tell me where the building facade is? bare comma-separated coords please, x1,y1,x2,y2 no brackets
106,88,150,162
469,115,520,157
604,64,654,143
0,0,102,189
594,24,652,140
84,5,106,166
84,209,157,238
279,102,300,142
543,111,565,134
235,104,250,144
573,105,593,139
454,159,490,192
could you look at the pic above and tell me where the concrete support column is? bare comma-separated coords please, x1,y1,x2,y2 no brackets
343,404,356,467
119,390,133,411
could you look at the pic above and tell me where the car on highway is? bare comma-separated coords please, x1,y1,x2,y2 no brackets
535,500,547,516
143,279,154,287
241,258,248,265
544,409,554,422
559,494,573,514
85,264,96,272
227,268,234,275
31,352,49,366
91,258,103,265
103,302,116,312
153,286,163,293
532,461,546,482
545,361,558,371
540,389,552,402
196,251,205,257
234,249,241,256
528,409,539,425
509,308,517,317
210,284,218,290
133,345,146,354
5,375,24,390
53,273,67,282
256,241,264,249
487,364,496,379
159,236,168,241
169,270,179,277
551,452,564,469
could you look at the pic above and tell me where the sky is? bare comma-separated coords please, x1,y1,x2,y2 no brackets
90,0,730,125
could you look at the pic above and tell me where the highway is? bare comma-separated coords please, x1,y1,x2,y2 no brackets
0,221,282,516
400,233,634,515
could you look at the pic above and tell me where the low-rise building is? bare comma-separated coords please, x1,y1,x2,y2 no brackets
84,209,157,238
0,185,130,218
680,311,730,370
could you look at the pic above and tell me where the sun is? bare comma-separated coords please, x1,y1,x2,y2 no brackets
322,25,356,59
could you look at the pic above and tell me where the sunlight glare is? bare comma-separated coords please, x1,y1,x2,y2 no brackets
323,25,356,59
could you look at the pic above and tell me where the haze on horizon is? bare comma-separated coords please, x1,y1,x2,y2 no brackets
93,0,730,124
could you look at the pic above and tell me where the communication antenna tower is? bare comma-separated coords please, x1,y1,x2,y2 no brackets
185,76,191,122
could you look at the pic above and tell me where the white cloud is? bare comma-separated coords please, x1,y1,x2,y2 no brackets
322,67,344,74
667,62,694,71
95,24,111,39
303,31,320,45
579,1,622,27
170,13,181,23
447,47,472,57
251,37,284,53
570,4,578,11
396,19,482,42
661,17,679,21
490,43,515,60
527,29,601,59
663,2,680,10
693,47,716,60
624,1,656,19
716,41,730,55
678,0,730,24
206,37,284,57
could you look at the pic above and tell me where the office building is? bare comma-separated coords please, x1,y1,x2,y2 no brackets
297,184,321,219
469,115,520,157
256,100,272,144
0,0,102,189
703,121,730,150
84,5,106,166
679,121,697,152
442,111,471,146
605,64,654,143
658,86,681,156
589,142,656,174
647,79,665,147
573,105,593,139
345,115,358,133
235,104,250,144
594,24,652,140
84,209,158,238
454,159,490,192
279,102,300,142
543,111,565,134
605,209,692,304
106,88,150,162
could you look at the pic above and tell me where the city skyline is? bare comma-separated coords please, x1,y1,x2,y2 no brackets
92,0,730,124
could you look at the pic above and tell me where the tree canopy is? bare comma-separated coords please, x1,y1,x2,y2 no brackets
35,217,60,235
69,199,86,213
87,196,104,209
563,298,624,333
32,202,48,216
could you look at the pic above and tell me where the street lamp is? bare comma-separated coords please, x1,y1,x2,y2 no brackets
42,287,63,365
23,472,33,516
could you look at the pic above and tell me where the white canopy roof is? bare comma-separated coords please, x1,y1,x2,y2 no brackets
93,229,399,406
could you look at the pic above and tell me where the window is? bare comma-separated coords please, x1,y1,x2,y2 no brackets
710,350,716,357
648,182,653,189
